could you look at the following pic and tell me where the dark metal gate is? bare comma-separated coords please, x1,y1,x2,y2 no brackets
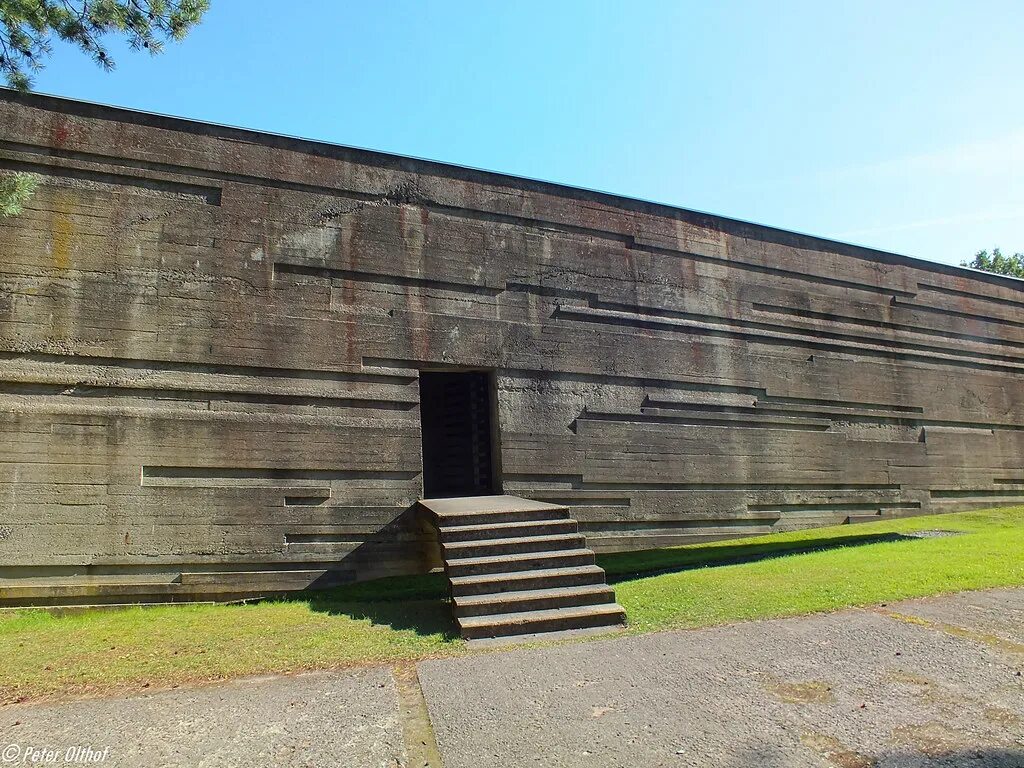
419,371,496,498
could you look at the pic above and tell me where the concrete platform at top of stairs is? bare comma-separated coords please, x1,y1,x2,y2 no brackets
418,495,565,516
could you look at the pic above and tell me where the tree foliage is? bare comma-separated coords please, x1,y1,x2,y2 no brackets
961,248,1024,279
1,0,208,90
0,171,39,216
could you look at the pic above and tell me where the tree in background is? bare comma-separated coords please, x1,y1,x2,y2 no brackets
962,248,1024,279
0,171,38,216
1,0,208,91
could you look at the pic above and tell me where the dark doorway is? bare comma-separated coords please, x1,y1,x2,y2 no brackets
419,371,498,499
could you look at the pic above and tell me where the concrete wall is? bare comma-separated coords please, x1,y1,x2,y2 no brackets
1,90,1022,605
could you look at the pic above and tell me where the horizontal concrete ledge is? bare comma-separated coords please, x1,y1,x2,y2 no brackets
4,87,1023,291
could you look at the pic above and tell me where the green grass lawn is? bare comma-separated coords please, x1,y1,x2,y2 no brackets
2,506,1022,703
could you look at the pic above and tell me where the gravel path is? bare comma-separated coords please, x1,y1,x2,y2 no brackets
420,588,1024,768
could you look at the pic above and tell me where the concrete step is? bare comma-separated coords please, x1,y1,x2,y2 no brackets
467,624,627,648
440,518,578,542
449,564,609,597
446,548,595,578
442,533,585,559
453,584,616,618
457,603,626,640
420,495,570,527
435,506,571,528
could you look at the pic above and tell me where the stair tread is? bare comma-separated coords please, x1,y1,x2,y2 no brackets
458,603,625,629
454,584,613,607
422,495,567,516
446,548,593,567
441,519,572,534
444,533,583,550
449,564,606,587
466,624,626,647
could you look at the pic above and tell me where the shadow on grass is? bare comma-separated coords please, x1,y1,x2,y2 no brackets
274,572,459,640
598,531,923,584
261,529,935,637
252,509,458,639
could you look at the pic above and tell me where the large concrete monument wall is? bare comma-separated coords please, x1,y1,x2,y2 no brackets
1,91,1022,605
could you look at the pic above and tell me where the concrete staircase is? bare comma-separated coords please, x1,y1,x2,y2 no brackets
419,495,626,643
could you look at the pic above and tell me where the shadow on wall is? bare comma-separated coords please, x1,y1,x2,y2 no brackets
293,504,443,593
598,531,928,584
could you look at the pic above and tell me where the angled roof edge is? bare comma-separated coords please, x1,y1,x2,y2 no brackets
2,86,1021,292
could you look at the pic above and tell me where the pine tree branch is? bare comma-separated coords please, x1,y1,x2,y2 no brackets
0,0,207,89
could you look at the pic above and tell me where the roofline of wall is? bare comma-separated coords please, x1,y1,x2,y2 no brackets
2,86,1021,292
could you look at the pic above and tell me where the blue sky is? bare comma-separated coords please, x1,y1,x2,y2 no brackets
29,1,1024,267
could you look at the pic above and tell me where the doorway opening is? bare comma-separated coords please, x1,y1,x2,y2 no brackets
419,370,499,499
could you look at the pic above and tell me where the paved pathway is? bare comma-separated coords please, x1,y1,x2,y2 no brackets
2,589,1023,767
0,667,404,767
420,589,1024,768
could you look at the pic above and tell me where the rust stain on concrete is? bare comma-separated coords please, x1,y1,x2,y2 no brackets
51,198,74,271
879,609,1024,656
890,722,977,759
800,731,875,768
764,676,836,704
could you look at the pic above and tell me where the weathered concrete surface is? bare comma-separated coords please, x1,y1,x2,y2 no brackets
889,588,1024,644
419,588,1024,768
0,668,405,768
1,89,1024,604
